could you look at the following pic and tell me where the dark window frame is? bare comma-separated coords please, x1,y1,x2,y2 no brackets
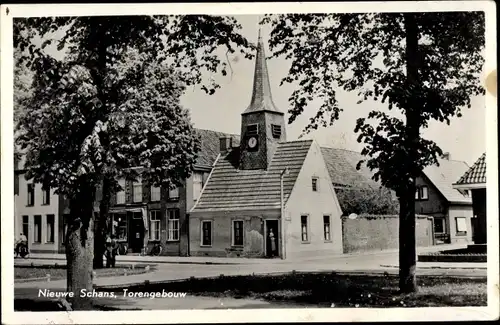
232,220,244,246
34,215,42,243
201,220,213,246
323,215,331,241
46,214,55,243
27,183,35,206
301,215,309,242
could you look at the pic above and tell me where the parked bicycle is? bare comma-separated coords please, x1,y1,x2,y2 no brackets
150,243,163,256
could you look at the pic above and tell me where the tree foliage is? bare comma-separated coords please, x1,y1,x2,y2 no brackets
264,12,485,293
263,12,485,192
335,187,399,216
15,15,253,198
14,15,252,308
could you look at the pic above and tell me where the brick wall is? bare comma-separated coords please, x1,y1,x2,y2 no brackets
342,214,434,254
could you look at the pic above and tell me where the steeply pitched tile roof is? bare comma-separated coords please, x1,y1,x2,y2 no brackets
194,129,240,168
455,153,486,185
191,140,313,212
422,158,472,204
320,147,380,190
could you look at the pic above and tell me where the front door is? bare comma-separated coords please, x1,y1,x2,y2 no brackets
129,212,144,253
265,220,279,258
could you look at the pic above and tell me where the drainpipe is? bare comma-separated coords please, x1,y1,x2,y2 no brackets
280,167,289,260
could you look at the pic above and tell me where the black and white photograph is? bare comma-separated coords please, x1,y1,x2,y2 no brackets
1,1,498,323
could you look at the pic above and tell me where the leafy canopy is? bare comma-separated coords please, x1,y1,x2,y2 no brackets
14,16,253,197
263,12,485,193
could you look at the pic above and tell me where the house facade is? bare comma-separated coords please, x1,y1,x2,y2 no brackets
189,31,344,259
14,129,237,256
453,153,486,245
414,155,473,244
14,156,63,253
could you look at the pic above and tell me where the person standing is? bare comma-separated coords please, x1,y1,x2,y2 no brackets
269,229,276,257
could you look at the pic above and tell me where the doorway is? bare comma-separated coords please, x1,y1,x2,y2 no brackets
265,220,279,258
128,212,145,253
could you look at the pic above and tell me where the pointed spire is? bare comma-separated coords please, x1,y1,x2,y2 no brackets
242,29,282,115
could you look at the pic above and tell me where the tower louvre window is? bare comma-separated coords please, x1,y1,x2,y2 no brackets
271,124,282,138
246,124,259,136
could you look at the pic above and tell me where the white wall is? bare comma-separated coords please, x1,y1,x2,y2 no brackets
16,173,60,252
284,141,344,259
448,205,474,244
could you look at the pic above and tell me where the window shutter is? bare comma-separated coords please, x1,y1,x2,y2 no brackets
143,182,149,202
125,179,131,203
110,192,117,205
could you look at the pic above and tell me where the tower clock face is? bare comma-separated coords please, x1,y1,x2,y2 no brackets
247,136,258,149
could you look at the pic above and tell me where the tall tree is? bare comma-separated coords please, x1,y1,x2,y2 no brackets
263,12,485,292
14,15,252,309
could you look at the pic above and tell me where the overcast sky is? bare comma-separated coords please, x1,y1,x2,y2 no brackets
35,14,486,166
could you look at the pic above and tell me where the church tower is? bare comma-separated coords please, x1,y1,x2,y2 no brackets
240,30,286,170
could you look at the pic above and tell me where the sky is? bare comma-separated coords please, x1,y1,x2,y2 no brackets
34,14,486,166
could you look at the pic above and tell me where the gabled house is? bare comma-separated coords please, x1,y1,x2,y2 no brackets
189,31,344,259
453,153,486,244
415,155,473,244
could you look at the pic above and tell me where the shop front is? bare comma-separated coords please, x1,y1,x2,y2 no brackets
110,207,148,254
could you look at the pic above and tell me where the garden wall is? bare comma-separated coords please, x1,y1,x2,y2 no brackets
342,214,434,254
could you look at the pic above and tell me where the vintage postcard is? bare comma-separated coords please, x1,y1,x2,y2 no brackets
1,1,498,324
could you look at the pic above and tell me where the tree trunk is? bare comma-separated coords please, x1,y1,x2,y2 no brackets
65,184,96,310
93,177,111,269
398,186,417,293
399,13,420,293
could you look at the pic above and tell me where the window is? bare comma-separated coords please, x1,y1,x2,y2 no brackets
232,220,244,246
151,185,161,202
301,215,309,242
46,214,55,243
169,186,179,200
455,217,467,235
193,172,203,201
201,220,212,246
42,187,50,205
323,215,331,241
22,215,29,242
112,213,127,240
133,178,142,202
34,215,42,243
415,186,429,201
27,183,34,206
246,124,258,136
312,177,319,192
116,179,125,204
271,124,282,138
420,186,429,200
149,210,161,241
167,209,180,241
434,217,445,234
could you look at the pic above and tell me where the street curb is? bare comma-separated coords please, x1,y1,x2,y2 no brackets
380,264,487,270
24,256,246,266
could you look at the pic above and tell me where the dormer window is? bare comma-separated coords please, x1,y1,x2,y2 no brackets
271,124,282,138
246,124,259,136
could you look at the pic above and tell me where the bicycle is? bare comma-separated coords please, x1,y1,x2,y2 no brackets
150,243,163,256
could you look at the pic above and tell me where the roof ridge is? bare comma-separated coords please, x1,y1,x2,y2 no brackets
320,146,362,154
195,128,240,138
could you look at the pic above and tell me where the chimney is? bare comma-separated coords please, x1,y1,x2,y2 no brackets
219,136,232,153
442,152,450,160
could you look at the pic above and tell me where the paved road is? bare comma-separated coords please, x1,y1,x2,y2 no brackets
14,247,487,310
